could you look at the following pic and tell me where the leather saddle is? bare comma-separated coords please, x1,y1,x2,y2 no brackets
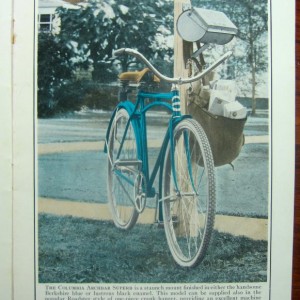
119,68,160,83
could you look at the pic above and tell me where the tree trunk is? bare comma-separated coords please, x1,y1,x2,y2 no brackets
248,9,257,116
251,64,257,115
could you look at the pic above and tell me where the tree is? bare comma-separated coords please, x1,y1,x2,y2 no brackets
38,32,75,117
57,0,174,80
192,0,268,115
239,0,268,115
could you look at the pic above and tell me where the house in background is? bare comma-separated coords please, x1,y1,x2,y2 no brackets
38,0,80,33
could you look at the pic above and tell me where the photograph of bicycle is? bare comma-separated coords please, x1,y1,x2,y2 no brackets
38,0,269,284
105,45,233,267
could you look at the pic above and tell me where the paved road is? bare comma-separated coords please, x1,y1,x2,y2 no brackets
37,109,268,144
38,109,269,218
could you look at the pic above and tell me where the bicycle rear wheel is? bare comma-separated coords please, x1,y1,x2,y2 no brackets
162,118,216,267
107,108,139,230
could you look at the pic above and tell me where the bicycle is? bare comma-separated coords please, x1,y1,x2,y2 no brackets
104,47,232,267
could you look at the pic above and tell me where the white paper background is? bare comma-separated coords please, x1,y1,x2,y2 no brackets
0,0,13,299
268,0,295,298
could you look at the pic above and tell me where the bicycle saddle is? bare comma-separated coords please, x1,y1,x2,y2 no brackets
119,68,160,83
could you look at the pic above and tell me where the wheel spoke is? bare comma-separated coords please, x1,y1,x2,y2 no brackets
107,109,139,230
163,119,215,267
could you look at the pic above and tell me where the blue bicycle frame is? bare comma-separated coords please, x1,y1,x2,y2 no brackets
105,87,192,221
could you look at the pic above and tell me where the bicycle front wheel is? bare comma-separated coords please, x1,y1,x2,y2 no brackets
107,108,139,230
162,118,216,267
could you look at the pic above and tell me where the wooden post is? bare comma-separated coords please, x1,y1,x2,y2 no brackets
174,0,193,114
173,0,198,237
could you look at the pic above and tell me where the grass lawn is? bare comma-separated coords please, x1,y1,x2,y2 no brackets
38,213,268,283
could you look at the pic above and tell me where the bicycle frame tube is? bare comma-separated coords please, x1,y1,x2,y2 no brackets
136,89,194,197
118,89,184,195
105,88,193,213
137,91,174,196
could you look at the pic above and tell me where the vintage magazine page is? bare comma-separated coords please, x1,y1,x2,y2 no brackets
10,0,295,299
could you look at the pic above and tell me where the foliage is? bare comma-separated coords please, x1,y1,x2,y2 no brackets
57,0,174,80
38,31,118,117
38,1,175,117
38,0,269,117
38,32,75,117
53,80,91,114
80,81,119,110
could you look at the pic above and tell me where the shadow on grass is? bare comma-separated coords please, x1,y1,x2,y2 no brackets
38,213,268,283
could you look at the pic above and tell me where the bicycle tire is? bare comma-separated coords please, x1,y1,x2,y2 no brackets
162,118,216,267
107,108,139,230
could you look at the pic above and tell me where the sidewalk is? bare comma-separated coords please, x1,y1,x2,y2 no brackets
38,135,268,155
39,197,268,241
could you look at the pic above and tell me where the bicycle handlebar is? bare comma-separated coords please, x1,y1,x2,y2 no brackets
113,48,232,84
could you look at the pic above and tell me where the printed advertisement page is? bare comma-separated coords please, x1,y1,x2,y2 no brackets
11,0,295,299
